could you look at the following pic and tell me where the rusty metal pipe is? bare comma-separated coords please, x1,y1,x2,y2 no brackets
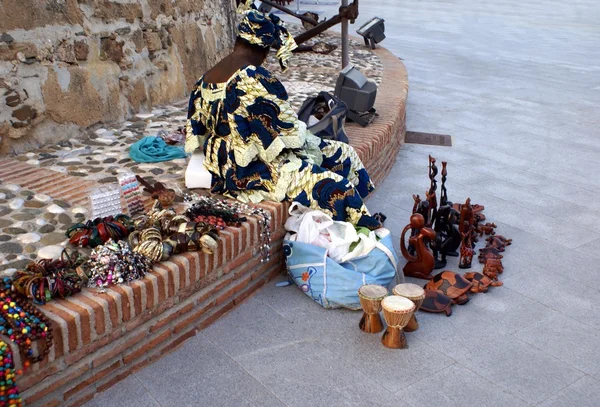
260,0,319,26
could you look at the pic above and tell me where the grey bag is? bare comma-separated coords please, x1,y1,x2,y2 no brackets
298,92,349,144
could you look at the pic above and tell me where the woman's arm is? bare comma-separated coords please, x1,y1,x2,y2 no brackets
236,0,293,6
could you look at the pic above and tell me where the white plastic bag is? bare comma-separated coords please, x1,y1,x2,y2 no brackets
284,203,358,262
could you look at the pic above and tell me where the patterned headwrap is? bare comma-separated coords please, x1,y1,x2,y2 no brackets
237,0,298,72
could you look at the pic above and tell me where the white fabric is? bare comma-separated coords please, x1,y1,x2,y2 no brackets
284,202,359,262
185,151,212,189
284,202,383,263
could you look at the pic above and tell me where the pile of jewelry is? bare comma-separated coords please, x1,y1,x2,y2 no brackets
184,194,272,262
66,214,133,248
85,240,153,289
11,249,87,305
186,199,247,230
130,201,219,260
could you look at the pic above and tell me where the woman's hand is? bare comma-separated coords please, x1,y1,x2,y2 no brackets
236,0,294,6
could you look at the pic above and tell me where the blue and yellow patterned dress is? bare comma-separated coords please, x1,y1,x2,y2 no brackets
185,65,380,229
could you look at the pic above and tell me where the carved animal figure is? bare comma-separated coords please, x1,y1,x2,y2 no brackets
424,271,472,305
482,259,504,279
478,252,503,263
420,289,453,316
487,235,512,245
464,272,503,293
400,214,436,280
479,247,505,255
477,222,497,236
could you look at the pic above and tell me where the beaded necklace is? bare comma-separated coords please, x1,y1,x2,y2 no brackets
0,276,55,406
0,340,21,407
184,194,272,262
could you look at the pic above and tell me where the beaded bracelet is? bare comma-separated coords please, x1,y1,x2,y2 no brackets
11,249,87,305
66,215,133,248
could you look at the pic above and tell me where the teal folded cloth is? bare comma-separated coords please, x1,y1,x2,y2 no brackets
129,136,187,163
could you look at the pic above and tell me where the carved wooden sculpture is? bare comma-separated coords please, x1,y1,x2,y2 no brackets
136,175,176,208
400,214,436,280
487,239,508,250
488,235,512,245
483,259,504,279
477,222,497,236
478,252,503,264
424,271,472,305
434,205,461,255
459,230,475,269
479,247,505,255
440,161,448,207
464,272,503,293
426,155,438,227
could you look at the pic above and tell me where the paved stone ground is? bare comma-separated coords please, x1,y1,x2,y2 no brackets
85,0,600,406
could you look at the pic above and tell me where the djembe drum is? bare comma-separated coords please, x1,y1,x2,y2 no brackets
358,284,388,333
381,295,415,349
392,283,425,332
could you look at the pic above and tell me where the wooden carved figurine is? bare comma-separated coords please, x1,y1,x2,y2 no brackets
459,230,474,269
426,155,439,227
478,252,503,264
483,259,504,279
136,176,176,208
488,235,512,245
477,222,497,236
464,272,503,293
434,204,461,257
487,238,508,250
400,214,436,280
440,161,448,207
424,271,472,305
480,246,505,254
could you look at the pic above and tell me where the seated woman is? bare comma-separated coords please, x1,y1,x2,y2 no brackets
185,3,381,229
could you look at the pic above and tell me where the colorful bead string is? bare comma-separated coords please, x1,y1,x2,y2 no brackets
0,278,53,365
0,340,22,407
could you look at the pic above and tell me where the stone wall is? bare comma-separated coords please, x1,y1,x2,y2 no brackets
0,0,237,155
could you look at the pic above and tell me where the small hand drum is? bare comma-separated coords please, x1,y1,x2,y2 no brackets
381,295,415,349
358,284,388,333
392,283,425,332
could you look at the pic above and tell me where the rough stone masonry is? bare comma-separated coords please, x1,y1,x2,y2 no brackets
0,0,237,155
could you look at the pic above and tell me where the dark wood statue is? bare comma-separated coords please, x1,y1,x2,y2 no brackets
440,161,448,206
400,214,436,279
435,205,461,256
426,155,438,227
